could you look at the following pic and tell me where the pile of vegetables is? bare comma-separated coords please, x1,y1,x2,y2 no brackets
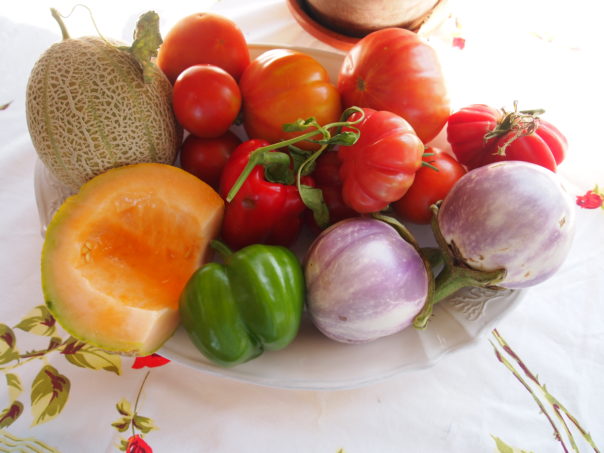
31,9,576,367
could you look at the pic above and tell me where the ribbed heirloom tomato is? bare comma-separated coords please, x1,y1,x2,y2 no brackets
337,28,450,144
239,49,342,149
447,103,568,172
338,108,424,214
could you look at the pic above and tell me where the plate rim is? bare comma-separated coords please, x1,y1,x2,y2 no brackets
33,42,527,391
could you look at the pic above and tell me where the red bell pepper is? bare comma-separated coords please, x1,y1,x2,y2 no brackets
219,139,313,249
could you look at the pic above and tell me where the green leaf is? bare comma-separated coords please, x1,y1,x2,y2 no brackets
262,151,295,186
0,325,17,365
282,117,317,132
112,416,132,433
5,373,22,402
30,365,70,426
0,429,60,451
127,11,163,83
133,414,157,434
324,131,359,146
299,184,330,228
287,146,313,175
61,338,122,375
491,435,533,453
118,438,129,451
14,305,56,336
47,336,63,351
116,398,133,417
0,401,23,428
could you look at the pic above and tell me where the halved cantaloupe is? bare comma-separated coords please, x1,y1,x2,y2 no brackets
41,163,224,355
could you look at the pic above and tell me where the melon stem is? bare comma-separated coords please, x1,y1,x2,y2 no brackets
50,8,70,40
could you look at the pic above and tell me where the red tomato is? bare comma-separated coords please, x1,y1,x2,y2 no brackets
446,104,502,169
479,119,567,171
157,13,250,84
312,151,356,225
338,108,424,214
172,65,242,138
447,103,567,172
180,131,241,188
337,28,450,143
239,49,342,150
392,149,467,224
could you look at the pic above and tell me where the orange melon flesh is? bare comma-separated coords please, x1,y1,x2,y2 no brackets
42,163,224,355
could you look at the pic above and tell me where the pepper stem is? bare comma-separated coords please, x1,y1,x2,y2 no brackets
226,149,292,202
211,240,234,259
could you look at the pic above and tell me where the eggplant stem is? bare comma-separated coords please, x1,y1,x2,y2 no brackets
371,213,436,330
412,203,506,329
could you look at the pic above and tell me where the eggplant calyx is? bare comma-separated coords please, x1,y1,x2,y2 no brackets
371,213,436,330
412,203,507,330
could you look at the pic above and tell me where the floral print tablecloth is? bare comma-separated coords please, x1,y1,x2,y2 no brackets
1,0,603,452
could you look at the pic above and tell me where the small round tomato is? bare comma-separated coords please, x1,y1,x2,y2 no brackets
157,13,250,84
172,64,242,138
180,131,241,188
239,49,342,150
337,28,450,144
392,148,467,224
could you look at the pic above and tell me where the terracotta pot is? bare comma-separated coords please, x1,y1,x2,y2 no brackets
304,0,440,37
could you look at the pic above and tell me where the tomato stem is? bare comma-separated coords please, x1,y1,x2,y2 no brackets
226,107,366,204
483,100,545,155
421,161,439,171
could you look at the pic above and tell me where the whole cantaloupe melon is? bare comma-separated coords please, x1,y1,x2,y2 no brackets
26,10,182,191
42,163,224,355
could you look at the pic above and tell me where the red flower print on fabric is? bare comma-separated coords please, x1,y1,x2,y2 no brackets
126,434,152,453
452,36,466,50
132,354,170,369
576,186,603,209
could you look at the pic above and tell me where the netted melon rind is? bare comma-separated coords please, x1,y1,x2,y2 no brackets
26,36,182,191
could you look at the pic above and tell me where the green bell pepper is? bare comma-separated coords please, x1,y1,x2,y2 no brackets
179,240,305,367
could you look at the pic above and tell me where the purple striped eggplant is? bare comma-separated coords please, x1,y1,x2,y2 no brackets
304,217,429,343
437,161,575,290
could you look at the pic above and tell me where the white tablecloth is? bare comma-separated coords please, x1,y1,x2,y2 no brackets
1,1,602,452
